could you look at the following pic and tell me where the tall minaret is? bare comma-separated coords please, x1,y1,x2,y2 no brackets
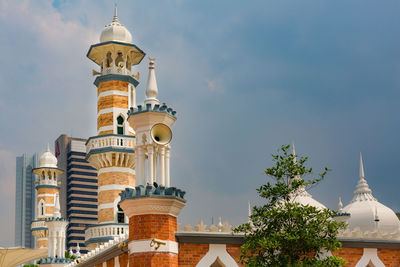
31,144,63,249
120,59,185,266
85,7,145,249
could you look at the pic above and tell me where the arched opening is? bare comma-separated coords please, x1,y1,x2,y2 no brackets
115,52,124,68
106,51,113,67
210,257,226,267
117,115,124,135
39,200,45,217
117,204,125,223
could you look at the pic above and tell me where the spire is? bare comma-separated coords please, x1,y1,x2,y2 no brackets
352,153,376,202
360,152,365,179
144,58,160,107
46,143,50,152
53,193,61,218
112,4,119,23
338,197,343,213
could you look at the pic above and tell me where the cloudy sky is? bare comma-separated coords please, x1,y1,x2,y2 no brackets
1,0,400,246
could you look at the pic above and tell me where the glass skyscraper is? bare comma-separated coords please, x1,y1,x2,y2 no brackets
14,153,39,248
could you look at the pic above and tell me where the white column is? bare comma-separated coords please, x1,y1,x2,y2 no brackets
147,146,154,184
159,147,165,186
52,232,56,258
137,147,143,185
165,147,170,187
48,231,53,257
57,233,62,258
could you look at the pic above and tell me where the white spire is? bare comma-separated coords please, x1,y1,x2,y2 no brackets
53,193,61,218
112,4,119,23
360,152,365,179
338,197,343,213
352,153,375,202
46,143,50,152
292,142,297,163
144,58,160,107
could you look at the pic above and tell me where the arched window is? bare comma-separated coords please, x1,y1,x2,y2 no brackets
115,52,124,68
106,51,113,67
117,116,124,135
117,204,125,223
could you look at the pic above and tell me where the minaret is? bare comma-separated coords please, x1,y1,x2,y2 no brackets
31,144,63,249
85,7,145,249
120,58,185,266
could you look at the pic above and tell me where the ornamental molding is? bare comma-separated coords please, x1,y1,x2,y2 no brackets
120,197,185,218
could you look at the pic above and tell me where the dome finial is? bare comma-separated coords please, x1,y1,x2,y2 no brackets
113,3,119,23
338,197,343,213
360,152,365,179
46,143,50,152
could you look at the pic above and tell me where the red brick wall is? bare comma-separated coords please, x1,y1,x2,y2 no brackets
129,252,178,267
119,252,129,267
178,243,209,266
226,244,243,267
129,214,177,241
378,248,400,267
332,248,363,266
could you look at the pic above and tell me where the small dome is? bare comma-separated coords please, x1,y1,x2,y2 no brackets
293,188,327,210
39,144,58,168
100,8,132,44
340,154,400,239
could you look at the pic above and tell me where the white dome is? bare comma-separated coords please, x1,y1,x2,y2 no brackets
293,188,327,210
100,9,132,44
39,144,58,168
340,154,400,239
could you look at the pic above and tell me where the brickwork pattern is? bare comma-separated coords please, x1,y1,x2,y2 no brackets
97,95,128,113
226,244,244,267
37,239,47,248
178,243,209,267
98,80,129,95
378,248,400,267
119,252,129,267
98,172,135,187
129,214,177,241
98,189,125,204
97,112,114,129
332,248,363,266
129,252,178,267
98,207,114,223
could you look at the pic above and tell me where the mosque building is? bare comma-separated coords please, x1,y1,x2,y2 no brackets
28,8,400,267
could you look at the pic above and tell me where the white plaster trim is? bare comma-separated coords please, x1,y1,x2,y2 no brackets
98,202,115,210
37,238,47,241
98,107,128,116
355,248,385,267
98,90,129,98
100,220,115,224
44,204,55,207
98,167,135,175
102,262,107,267
128,239,178,254
196,244,239,267
99,184,134,192
98,125,113,132
115,255,120,267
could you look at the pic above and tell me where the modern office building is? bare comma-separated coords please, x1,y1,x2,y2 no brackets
15,153,39,248
55,134,98,254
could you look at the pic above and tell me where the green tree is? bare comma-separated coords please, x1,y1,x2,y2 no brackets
234,144,346,266
65,250,76,260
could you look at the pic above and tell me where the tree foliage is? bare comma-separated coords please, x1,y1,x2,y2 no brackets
234,144,346,266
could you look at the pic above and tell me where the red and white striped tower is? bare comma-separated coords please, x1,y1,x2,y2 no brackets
120,59,185,266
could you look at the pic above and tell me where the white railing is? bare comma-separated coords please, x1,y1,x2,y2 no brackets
86,135,134,154
31,220,47,230
85,224,129,241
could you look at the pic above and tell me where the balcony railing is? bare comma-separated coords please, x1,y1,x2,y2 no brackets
85,223,129,242
86,134,135,154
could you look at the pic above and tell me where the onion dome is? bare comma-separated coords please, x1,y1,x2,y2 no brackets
340,153,400,239
290,143,327,209
100,6,132,44
39,144,58,168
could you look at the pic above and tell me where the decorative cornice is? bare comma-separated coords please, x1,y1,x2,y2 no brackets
120,185,185,201
94,73,139,87
128,103,177,119
86,134,135,145
38,257,72,264
86,146,135,159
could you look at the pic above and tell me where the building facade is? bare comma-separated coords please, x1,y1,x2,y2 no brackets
15,153,39,248
55,134,98,254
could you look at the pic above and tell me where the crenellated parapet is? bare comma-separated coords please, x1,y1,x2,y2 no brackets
128,102,177,118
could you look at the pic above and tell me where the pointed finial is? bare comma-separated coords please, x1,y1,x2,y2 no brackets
338,197,343,213
292,142,297,163
46,143,50,152
144,58,160,107
360,152,365,179
53,192,61,218
76,242,81,258
112,3,119,23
